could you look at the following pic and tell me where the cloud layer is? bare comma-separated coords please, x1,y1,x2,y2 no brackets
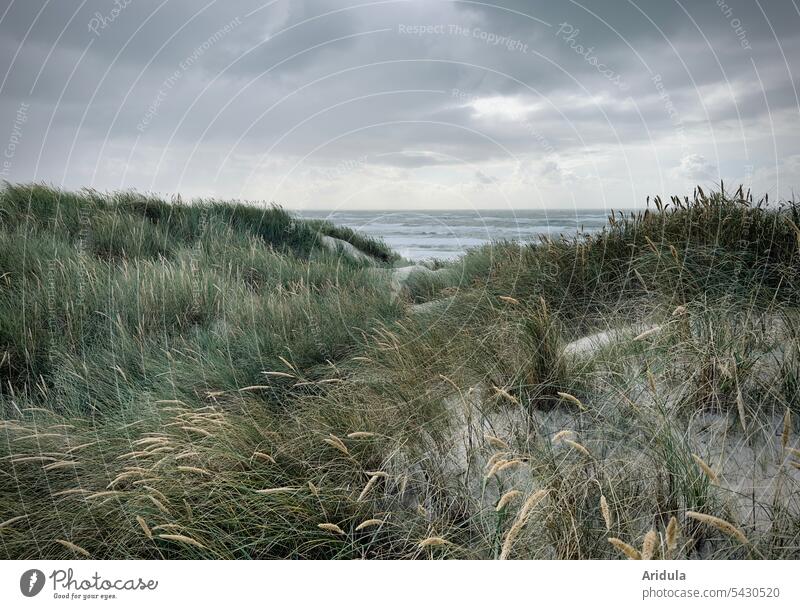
1,0,798,209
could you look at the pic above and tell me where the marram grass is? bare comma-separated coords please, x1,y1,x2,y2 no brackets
1,184,799,559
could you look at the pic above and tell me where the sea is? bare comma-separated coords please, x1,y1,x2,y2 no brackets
296,209,615,261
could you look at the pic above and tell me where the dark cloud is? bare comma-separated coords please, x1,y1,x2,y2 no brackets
0,0,797,206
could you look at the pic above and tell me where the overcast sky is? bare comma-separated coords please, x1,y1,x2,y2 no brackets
0,0,798,209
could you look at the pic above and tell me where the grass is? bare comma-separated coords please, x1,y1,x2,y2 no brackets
0,183,799,559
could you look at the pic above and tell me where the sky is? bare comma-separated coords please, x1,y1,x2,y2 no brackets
0,0,798,210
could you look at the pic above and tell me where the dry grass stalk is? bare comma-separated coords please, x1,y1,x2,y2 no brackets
357,475,381,501
563,439,591,457
144,486,168,504
107,471,146,489
498,295,519,305
347,432,377,439
486,459,509,478
556,392,586,411
318,523,345,535
608,537,641,560
117,451,149,460
177,466,212,476
499,489,548,559
252,452,276,464
42,460,79,471
364,470,389,478
492,385,519,405
498,459,524,472
51,488,89,497
735,385,747,433
16,432,61,441
180,426,212,437
256,487,297,495
685,511,749,545
277,355,298,373
600,495,612,530
786,217,800,248
86,490,123,501
551,430,575,443
484,434,509,450
147,446,175,456
691,454,719,483
132,437,169,447
136,515,152,539
0,515,27,529
634,326,661,341
496,490,522,512
646,369,657,394
782,408,792,450
261,371,296,379
355,519,384,531
486,451,510,468
418,537,449,548
641,529,658,560
65,441,98,454
56,539,90,557
10,456,57,464
148,495,172,515
665,516,679,557
323,435,349,455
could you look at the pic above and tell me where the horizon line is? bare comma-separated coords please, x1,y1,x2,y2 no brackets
291,206,646,212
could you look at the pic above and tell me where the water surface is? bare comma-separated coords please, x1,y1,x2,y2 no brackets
297,209,615,261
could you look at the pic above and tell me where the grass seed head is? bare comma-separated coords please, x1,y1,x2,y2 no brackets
685,511,749,545
318,523,345,535
56,539,90,557
158,534,206,550
691,454,719,483
556,391,586,410
496,490,522,512
357,475,381,502
551,430,575,443
499,489,548,559
608,537,641,560
355,519,384,531
641,529,658,560
484,434,509,450
600,495,612,530
563,439,591,457
136,515,152,539
498,459,524,472
323,435,350,455
666,516,679,555
418,536,449,548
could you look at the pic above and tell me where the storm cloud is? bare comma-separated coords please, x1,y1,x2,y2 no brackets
0,0,798,209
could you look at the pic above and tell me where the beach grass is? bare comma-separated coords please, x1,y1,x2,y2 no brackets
0,183,798,559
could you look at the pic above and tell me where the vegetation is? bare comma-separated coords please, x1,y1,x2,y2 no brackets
1,183,798,559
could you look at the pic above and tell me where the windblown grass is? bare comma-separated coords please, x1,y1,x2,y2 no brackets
1,184,798,559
